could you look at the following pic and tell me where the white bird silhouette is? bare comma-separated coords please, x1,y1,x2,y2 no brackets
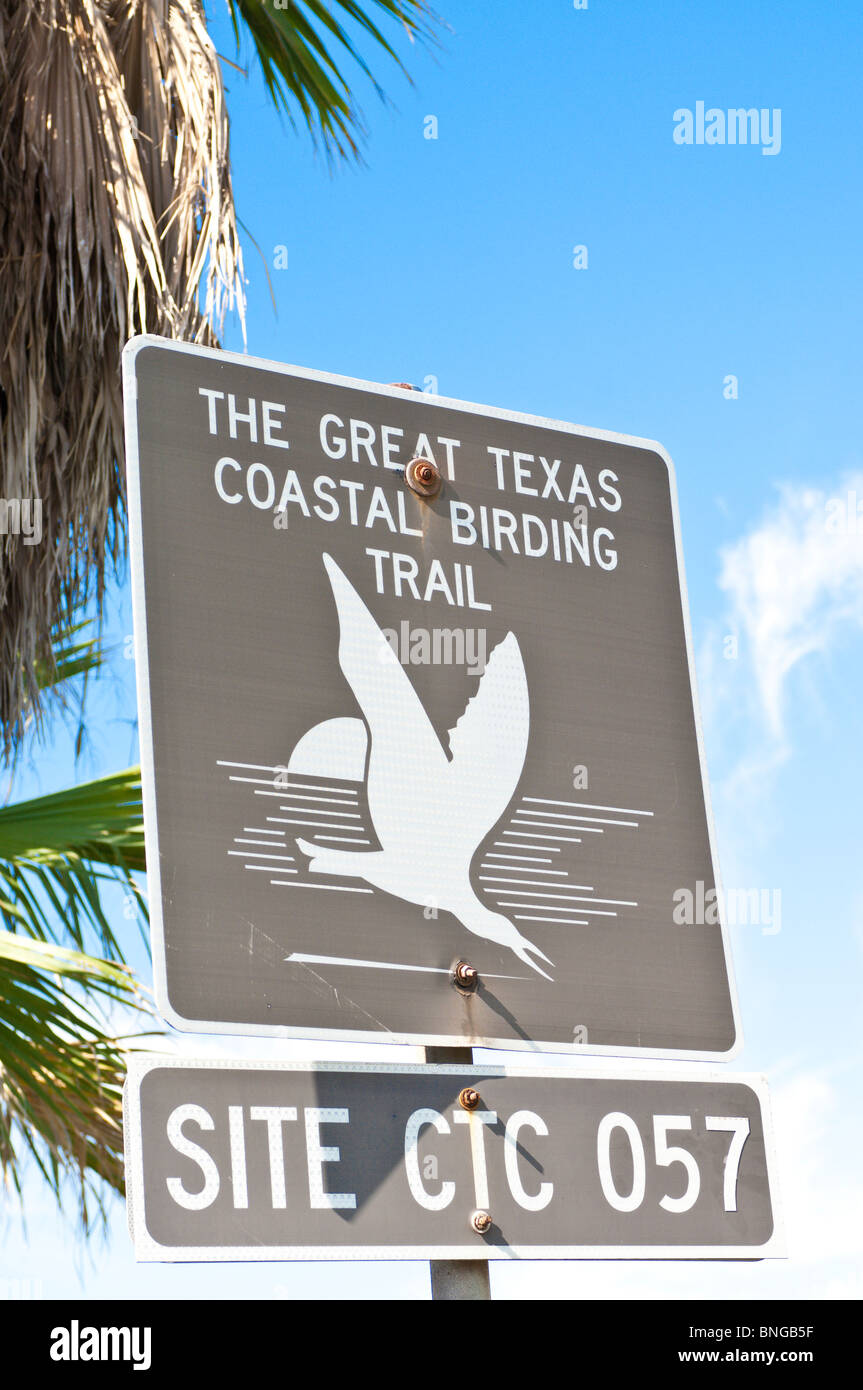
295,552,554,979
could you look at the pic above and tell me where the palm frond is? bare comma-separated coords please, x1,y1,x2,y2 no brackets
34,621,103,694
225,0,439,159
24,618,105,763
0,768,146,957
0,929,148,1227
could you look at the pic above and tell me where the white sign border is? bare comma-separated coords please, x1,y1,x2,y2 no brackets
123,334,743,1061
123,1055,783,1263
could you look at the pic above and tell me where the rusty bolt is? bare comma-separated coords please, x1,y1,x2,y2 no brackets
453,959,478,992
388,381,415,390
459,1087,481,1111
471,1209,492,1234
405,455,442,499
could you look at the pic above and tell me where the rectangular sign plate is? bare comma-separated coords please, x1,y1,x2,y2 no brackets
124,336,740,1056
123,1057,781,1261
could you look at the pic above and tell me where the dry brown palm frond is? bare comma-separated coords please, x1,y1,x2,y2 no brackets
0,0,244,756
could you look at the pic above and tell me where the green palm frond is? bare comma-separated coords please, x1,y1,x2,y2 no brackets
0,626,150,1218
0,768,147,959
0,763,151,1220
226,0,439,159
26,617,105,760
33,621,103,694
0,930,148,1227
0,768,145,869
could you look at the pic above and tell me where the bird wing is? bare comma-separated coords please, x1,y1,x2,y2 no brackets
321,554,448,844
446,632,530,843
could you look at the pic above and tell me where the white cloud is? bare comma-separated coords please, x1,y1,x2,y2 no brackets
697,473,863,861
716,474,863,743
769,1068,863,1266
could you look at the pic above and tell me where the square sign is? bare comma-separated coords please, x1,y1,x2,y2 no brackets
123,1057,780,1261
124,336,739,1057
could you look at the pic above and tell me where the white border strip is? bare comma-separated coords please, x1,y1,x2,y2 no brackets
123,335,743,1060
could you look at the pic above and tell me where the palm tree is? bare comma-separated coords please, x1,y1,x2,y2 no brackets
0,625,147,1228
0,0,438,1223
0,0,437,753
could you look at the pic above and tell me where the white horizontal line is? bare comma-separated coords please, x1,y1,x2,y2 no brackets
502,891,638,907
574,896,637,907
268,816,365,830
271,881,373,893
269,817,368,839
286,953,525,980
268,811,364,822
278,779,361,796
227,851,296,861
234,837,288,847
244,827,286,837
280,792,360,806
250,789,358,800
518,810,637,828
282,785,357,798
218,760,281,772
228,775,285,786
524,797,654,817
514,914,590,925
245,864,297,872
280,806,362,820
480,865,566,876
503,830,584,843
312,835,372,845
495,840,560,853
480,876,593,889
513,819,599,833
484,853,553,863
495,895,618,914
497,900,592,911
219,763,359,795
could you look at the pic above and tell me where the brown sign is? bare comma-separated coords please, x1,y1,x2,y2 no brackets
124,337,739,1056
124,1058,780,1260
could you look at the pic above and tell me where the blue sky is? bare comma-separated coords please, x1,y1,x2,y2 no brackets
2,0,862,1300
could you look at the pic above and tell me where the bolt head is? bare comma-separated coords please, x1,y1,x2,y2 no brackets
405,455,442,498
471,1209,492,1234
459,1086,481,1111
453,959,478,991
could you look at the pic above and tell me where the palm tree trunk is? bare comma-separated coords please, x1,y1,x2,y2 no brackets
0,0,244,753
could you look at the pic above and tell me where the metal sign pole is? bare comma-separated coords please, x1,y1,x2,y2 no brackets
424,1045,491,1301
396,381,488,1300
